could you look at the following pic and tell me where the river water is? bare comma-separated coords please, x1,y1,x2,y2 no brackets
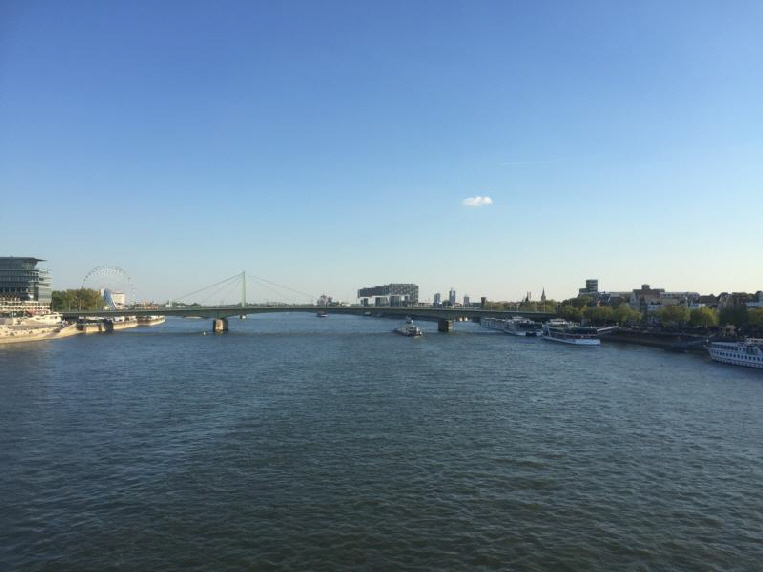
1,313,762,570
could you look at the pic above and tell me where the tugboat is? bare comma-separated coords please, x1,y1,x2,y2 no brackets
394,317,423,337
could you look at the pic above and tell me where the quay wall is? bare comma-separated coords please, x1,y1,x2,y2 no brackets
602,328,708,352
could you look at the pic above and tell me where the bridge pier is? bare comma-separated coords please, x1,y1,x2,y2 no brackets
213,318,228,333
437,319,454,333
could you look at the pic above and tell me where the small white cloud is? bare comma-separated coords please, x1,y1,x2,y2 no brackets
462,196,493,207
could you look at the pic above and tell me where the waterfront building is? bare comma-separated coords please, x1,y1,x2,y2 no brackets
449,288,456,306
747,292,763,308
628,284,701,312
578,278,599,296
719,291,759,310
0,257,52,315
357,283,419,307
433,293,441,307
690,294,720,309
103,289,126,309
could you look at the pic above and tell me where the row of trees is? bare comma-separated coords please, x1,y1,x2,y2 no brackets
51,288,104,311
483,300,558,312
557,302,763,330
558,303,641,325
655,305,763,329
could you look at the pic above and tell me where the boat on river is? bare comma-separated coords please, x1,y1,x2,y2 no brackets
504,317,542,336
0,312,76,344
137,315,166,326
542,319,600,346
707,338,763,369
481,317,507,331
394,317,423,337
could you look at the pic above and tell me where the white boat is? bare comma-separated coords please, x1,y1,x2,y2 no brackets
394,317,423,337
707,338,763,369
0,312,77,344
316,311,328,318
504,317,542,336
137,315,166,326
542,319,600,346
482,317,507,331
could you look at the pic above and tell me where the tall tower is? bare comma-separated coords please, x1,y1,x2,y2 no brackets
448,288,456,306
434,292,441,307
540,288,546,303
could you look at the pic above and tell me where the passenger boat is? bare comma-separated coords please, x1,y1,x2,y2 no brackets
137,315,166,326
504,317,542,336
0,312,77,344
316,311,328,318
481,317,507,331
542,319,600,346
394,317,423,337
707,338,763,369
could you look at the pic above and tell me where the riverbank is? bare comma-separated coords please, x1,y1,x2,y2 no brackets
601,327,708,352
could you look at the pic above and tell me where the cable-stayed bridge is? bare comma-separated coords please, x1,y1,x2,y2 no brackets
63,271,556,332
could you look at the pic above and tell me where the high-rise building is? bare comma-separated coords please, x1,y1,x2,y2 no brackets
0,257,52,314
357,283,419,306
463,294,470,307
449,288,456,306
579,279,599,297
433,292,441,307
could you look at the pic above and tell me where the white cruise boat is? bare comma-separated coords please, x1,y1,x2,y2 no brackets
394,317,423,337
542,319,600,346
707,338,763,369
504,317,542,336
0,312,75,344
482,317,507,331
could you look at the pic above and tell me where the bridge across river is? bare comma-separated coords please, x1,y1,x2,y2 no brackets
61,305,557,333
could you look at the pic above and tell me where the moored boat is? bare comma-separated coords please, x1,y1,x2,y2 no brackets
542,319,600,346
504,316,542,336
481,317,507,331
0,312,78,344
137,315,166,326
707,338,763,369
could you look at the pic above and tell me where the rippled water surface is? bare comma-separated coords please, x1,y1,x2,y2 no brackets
2,314,763,570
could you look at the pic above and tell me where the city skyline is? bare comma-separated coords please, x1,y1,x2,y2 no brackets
2,1,761,302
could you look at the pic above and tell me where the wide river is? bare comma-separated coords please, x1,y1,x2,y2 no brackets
1,314,762,570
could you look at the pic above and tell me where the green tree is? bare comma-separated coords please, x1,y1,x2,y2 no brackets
719,306,748,328
583,306,614,325
614,304,641,325
747,307,763,329
51,288,104,311
656,305,690,327
689,307,718,328
559,305,582,321
537,300,558,312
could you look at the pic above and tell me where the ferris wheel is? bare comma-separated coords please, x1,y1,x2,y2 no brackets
82,265,137,309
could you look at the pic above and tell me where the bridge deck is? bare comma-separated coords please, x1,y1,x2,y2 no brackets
61,305,556,322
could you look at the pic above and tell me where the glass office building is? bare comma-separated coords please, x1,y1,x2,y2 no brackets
0,257,52,313
357,283,419,306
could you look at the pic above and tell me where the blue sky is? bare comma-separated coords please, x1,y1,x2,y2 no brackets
2,0,761,304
